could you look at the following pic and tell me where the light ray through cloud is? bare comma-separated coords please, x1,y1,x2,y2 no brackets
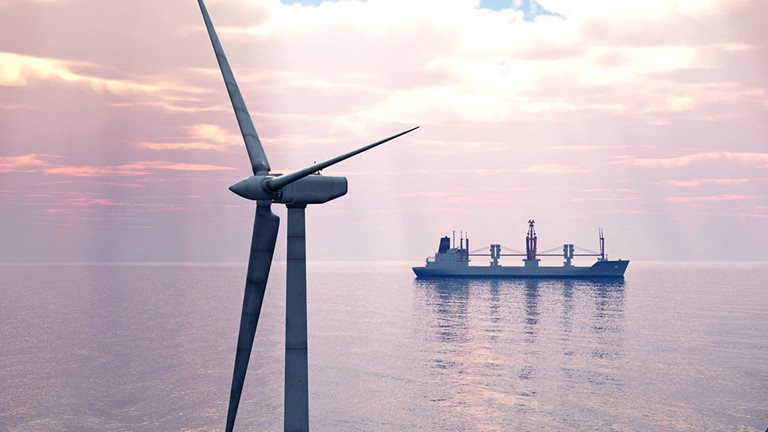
0,0,766,262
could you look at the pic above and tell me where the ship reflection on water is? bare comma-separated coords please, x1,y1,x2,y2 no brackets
412,277,627,429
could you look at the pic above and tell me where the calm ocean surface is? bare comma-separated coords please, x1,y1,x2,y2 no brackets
1,262,766,431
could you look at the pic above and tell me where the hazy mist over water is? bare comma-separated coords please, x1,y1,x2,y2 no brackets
1,262,766,431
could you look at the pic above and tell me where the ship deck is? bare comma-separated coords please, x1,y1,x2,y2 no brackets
413,260,628,279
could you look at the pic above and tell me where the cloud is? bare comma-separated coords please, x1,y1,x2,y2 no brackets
120,161,234,172
0,154,47,172
583,188,636,193
298,167,511,177
44,165,151,177
154,0,764,126
410,139,510,155
550,144,651,152
67,197,121,207
604,208,648,215
520,164,586,174
4,0,766,127
0,153,233,177
614,152,768,168
0,51,208,113
0,102,36,110
137,142,223,151
1,0,767,261
550,145,609,152
40,180,146,188
656,178,750,187
664,194,754,203
46,161,234,177
136,124,242,151
0,52,159,94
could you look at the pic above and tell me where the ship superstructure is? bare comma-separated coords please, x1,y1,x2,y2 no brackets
413,220,628,278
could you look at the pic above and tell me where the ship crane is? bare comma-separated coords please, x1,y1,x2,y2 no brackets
467,224,609,267
469,245,526,267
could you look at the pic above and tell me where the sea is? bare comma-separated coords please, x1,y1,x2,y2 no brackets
1,262,766,431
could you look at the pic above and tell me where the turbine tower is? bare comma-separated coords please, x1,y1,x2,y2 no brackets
195,1,418,431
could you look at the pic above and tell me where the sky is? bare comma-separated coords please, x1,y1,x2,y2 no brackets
0,0,766,263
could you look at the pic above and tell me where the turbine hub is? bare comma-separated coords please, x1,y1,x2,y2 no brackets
229,175,278,201
229,174,348,204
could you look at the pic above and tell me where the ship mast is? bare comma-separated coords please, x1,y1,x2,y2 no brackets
526,219,537,260
599,228,605,260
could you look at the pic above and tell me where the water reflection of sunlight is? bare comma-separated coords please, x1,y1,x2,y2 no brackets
413,278,473,345
414,278,625,349
412,277,628,426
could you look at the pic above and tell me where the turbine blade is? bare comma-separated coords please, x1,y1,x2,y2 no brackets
226,202,280,432
266,126,419,191
197,0,271,175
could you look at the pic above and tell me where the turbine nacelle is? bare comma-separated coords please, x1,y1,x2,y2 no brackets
229,174,348,204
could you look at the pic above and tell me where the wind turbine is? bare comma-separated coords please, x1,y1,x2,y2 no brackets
195,1,418,431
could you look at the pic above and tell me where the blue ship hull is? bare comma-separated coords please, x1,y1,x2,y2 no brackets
413,259,629,279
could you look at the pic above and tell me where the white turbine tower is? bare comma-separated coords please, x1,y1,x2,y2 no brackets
195,1,418,431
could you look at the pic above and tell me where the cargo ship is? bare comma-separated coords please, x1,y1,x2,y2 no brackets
412,220,628,278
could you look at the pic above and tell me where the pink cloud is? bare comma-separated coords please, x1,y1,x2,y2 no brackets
137,142,225,151
656,178,750,187
583,188,636,193
520,164,587,174
46,162,233,177
664,194,754,203
605,209,648,215
0,154,47,172
46,208,76,215
118,161,234,172
594,196,639,201
136,124,241,152
43,194,122,216
0,52,204,98
614,152,768,167
0,154,233,177
40,180,146,188
45,166,151,177
68,197,121,207
550,144,651,152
